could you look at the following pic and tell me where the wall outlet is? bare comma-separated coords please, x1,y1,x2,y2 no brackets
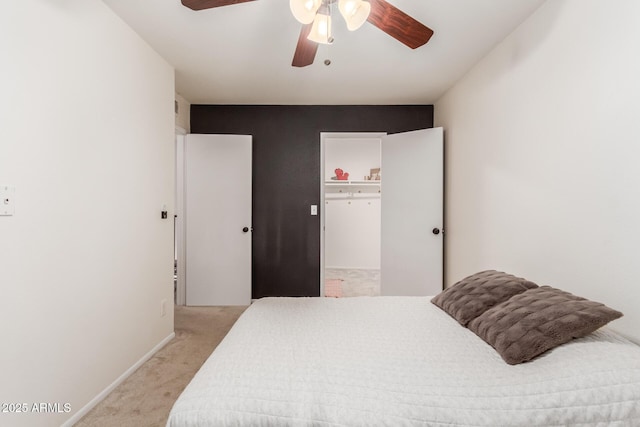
161,299,167,317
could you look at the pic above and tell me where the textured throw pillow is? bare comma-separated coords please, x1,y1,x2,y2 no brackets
468,286,623,365
431,270,538,326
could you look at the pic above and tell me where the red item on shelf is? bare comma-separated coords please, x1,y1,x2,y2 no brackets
334,168,349,180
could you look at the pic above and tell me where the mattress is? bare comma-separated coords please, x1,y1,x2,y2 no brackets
167,297,640,426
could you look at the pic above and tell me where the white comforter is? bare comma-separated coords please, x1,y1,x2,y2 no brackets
167,297,640,426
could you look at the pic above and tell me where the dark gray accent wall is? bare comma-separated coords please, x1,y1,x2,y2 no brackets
190,105,434,298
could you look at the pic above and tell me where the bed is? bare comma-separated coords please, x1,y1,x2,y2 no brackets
167,294,640,426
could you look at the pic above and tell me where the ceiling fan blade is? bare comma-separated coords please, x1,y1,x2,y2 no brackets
367,0,434,49
292,24,318,67
181,0,257,11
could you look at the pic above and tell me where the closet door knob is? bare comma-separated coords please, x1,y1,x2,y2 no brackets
242,227,249,233
432,228,440,235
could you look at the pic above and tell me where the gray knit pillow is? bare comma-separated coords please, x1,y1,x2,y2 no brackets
431,270,538,326
468,286,623,365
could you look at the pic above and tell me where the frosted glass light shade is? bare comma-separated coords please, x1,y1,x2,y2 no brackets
290,0,322,24
307,12,333,44
338,0,371,31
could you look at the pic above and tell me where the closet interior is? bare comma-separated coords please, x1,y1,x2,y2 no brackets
323,137,382,297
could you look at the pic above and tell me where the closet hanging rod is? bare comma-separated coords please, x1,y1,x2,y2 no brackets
325,194,381,201
325,189,381,194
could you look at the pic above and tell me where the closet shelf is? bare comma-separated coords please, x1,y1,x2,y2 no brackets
325,180,381,195
324,180,380,186
325,193,381,200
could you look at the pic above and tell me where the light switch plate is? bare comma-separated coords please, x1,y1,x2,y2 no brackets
0,186,15,216
310,205,318,216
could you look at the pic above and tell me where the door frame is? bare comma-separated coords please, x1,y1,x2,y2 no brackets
175,126,187,306
319,132,386,297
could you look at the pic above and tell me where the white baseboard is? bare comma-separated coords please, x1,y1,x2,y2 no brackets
62,332,176,426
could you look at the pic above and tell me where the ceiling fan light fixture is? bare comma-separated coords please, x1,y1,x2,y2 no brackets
338,0,371,31
290,0,322,24
307,11,333,45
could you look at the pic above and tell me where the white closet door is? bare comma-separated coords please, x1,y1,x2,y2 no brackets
381,128,443,296
185,134,252,305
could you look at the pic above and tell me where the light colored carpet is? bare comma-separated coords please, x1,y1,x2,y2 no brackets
325,268,381,297
324,278,344,297
75,305,247,427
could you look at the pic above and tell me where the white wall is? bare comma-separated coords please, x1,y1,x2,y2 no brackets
325,198,381,269
324,138,381,182
0,1,175,426
436,0,640,341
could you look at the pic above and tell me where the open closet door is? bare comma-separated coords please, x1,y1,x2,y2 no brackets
185,134,252,305
381,128,443,296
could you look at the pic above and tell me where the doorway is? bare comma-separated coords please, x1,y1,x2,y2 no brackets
320,128,444,298
321,133,384,297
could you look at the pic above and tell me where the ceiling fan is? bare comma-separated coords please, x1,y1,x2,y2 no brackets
181,0,434,67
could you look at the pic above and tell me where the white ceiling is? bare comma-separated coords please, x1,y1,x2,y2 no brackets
102,0,545,104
